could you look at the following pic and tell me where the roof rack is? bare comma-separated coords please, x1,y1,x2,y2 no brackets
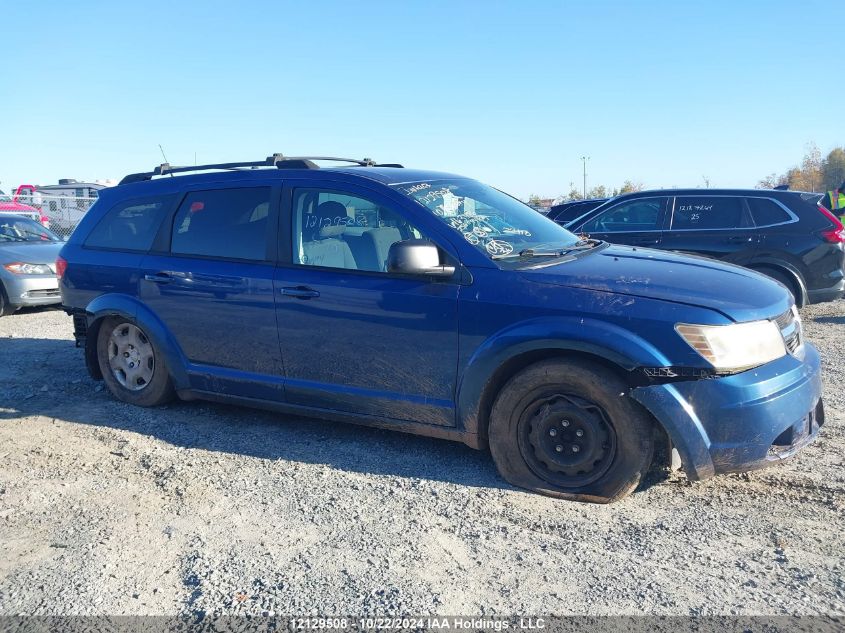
118,154,401,185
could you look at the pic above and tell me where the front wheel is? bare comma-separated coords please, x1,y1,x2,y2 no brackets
489,358,654,503
97,318,174,407
0,285,8,317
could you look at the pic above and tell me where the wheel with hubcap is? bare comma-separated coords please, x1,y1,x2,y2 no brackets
489,358,654,503
97,317,174,406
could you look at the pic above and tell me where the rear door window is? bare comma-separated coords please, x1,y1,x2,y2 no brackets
747,197,793,226
85,196,173,251
582,198,665,233
671,196,748,230
170,187,272,261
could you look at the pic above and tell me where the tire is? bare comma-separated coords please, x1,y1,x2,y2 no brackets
97,317,174,407
488,358,654,503
0,283,14,317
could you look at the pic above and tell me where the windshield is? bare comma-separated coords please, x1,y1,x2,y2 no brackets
0,216,61,242
392,179,581,260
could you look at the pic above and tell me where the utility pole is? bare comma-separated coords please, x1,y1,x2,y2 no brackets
581,156,590,199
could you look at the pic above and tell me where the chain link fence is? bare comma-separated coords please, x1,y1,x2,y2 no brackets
15,192,98,240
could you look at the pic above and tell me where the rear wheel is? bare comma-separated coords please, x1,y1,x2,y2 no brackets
97,318,174,406
489,358,654,503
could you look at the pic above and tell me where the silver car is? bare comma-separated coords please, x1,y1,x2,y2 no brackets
0,215,64,316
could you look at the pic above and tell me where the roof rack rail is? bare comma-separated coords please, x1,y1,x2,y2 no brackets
118,154,399,185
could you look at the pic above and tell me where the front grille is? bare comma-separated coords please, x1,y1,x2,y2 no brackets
773,307,802,355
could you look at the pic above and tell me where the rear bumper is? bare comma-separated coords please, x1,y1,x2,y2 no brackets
631,343,823,481
2,274,61,307
807,278,845,304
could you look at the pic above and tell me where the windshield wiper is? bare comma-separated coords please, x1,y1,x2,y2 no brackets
491,239,601,260
19,229,54,241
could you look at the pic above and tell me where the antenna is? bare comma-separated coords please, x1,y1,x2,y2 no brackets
157,144,176,177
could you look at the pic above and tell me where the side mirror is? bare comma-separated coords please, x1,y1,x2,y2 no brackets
387,239,456,278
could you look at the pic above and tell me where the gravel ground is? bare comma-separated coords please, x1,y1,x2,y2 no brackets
0,302,844,617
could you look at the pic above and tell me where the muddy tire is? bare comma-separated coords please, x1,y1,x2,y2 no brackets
489,358,654,503
97,317,174,407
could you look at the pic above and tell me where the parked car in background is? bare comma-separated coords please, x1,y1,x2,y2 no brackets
566,189,845,305
0,216,63,315
59,156,823,503
0,188,50,227
548,197,609,226
15,180,107,234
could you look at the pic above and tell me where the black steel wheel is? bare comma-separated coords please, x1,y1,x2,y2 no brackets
519,394,617,488
489,358,655,503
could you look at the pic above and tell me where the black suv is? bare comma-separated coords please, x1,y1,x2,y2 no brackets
548,198,609,225
565,189,845,305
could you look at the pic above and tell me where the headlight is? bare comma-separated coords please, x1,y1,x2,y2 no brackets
3,262,53,275
675,320,786,372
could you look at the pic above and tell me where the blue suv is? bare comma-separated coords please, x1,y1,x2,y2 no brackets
58,155,824,503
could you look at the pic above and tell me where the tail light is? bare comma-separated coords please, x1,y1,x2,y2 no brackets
817,204,845,244
40,213,50,227
55,256,68,279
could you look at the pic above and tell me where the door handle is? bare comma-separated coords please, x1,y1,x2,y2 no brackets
144,272,172,283
631,238,660,245
281,286,320,299
727,236,754,244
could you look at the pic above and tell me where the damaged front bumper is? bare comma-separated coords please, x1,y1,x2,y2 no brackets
631,343,823,481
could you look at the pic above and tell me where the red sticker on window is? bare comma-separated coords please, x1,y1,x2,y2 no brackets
190,201,205,212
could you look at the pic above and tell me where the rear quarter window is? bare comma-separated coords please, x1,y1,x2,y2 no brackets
84,196,173,251
747,198,792,226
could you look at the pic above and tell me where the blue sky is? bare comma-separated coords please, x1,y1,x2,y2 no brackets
1,0,842,199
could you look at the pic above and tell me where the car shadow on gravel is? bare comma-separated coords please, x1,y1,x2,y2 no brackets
813,315,845,325
0,337,510,491
1,336,672,495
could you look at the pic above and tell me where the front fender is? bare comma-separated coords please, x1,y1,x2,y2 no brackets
85,293,190,390
457,316,673,436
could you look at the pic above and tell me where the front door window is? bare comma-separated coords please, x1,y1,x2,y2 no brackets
292,188,428,273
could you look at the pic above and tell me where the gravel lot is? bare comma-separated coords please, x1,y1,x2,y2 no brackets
1,302,844,617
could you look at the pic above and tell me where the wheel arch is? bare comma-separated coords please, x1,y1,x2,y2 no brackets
456,317,673,443
749,261,808,307
84,294,190,389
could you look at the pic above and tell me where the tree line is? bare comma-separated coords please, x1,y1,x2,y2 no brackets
757,143,845,192
528,180,644,207
527,143,844,206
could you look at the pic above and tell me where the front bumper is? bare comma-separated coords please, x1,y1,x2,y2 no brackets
2,273,61,307
631,343,823,481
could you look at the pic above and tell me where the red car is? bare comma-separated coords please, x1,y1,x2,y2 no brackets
0,187,49,227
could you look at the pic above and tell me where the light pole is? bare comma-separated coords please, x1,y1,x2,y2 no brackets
581,156,590,199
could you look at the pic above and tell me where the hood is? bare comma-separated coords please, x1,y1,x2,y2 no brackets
0,241,64,269
520,244,792,322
